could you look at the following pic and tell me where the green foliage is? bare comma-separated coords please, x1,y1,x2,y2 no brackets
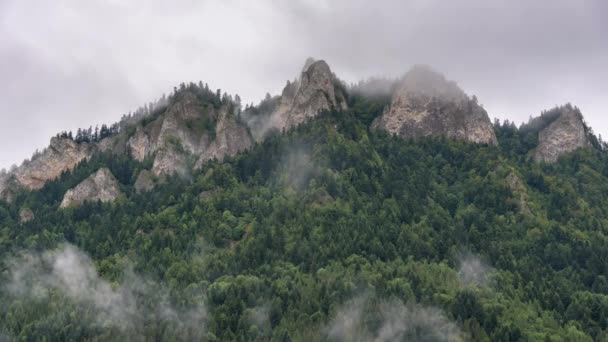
1,95,608,341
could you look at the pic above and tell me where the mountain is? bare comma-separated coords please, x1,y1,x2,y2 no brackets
0,83,253,202
371,65,497,145
244,58,348,141
534,104,590,162
270,58,348,132
125,89,253,176
1,58,608,341
0,137,94,201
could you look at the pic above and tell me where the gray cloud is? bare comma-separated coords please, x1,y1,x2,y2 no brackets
1,0,607,169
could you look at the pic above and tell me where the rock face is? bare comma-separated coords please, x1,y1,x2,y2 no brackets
196,107,253,167
371,65,497,145
534,107,589,162
125,92,253,177
270,58,348,132
60,168,122,208
15,137,94,190
127,127,151,161
0,137,95,202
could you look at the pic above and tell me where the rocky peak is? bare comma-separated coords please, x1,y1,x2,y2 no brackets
16,137,94,190
533,106,590,162
60,167,122,208
195,105,253,168
123,88,253,177
270,58,348,131
0,137,95,202
371,65,497,145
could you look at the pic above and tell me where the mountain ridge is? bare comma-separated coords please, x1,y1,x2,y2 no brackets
0,59,600,203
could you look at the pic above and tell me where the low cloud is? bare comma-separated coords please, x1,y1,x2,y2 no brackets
3,243,207,339
326,293,465,342
279,146,318,190
457,251,494,287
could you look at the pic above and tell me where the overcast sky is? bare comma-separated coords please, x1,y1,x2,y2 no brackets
1,0,606,169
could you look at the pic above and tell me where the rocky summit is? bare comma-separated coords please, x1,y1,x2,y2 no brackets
127,91,253,177
371,65,497,145
0,59,601,205
60,167,122,208
270,58,348,132
534,106,590,162
13,137,93,190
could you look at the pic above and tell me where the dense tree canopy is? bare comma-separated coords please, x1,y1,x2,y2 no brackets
1,91,608,341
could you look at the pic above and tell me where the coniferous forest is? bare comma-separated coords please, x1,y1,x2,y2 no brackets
1,88,608,341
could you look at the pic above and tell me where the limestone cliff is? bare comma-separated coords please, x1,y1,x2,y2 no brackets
196,106,253,167
127,126,151,161
533,107,589,163
125,91,253,177
270,58,348,132
371,65,497,145
0,137,95,202
15,137,94,190
60,168,122,208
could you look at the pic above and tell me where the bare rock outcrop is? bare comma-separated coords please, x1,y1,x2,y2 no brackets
15,137,94,190
152,144,189,177
60,168,122,208
533,107,589,162
127,127,151,161
196,106,253,167
0,137,95,202
123,91,253,176
270,58,348,132
371,65,497,145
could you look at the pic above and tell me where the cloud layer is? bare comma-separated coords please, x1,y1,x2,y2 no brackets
1,0,606,169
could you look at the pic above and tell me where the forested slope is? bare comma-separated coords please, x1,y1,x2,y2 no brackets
1,90,608,341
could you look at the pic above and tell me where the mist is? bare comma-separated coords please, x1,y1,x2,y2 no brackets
457,251,494,287
325,293,465,342
2,243,207,339
277,145,319,191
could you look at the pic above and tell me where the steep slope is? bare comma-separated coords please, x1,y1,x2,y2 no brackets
371,65,497,144
2,65,608,341
0,86,254,201
127,89,253,176
0,137,94,201
60,167,122,208
533,106,589,162
196,106,253,167
269,58,348,132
